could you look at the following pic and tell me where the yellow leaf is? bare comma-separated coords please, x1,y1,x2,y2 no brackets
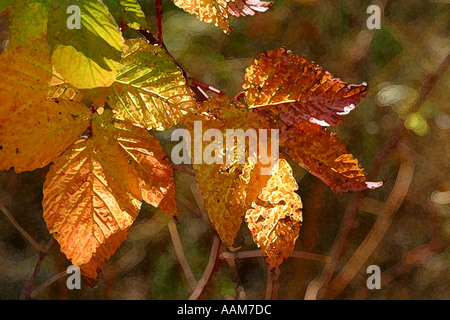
191,97,270,246
110,39,197,130
0,39,89,172
0,99,90,172
245,158,303,269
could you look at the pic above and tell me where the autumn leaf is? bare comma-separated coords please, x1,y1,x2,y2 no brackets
191,97,274,247
242,48,382,193
79,228,130,286
48,0,124,89
190,98,250,246
172,0,273,34
243,47,368,127
0,39,90,172
245,158,303,269
109,39,198,131
279,121,383,193
43,111,176,278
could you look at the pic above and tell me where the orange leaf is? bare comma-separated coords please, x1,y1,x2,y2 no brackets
243,47,368,127
43,113,176,282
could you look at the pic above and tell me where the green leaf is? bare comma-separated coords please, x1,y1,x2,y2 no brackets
48,0,124,89
103,0,150,30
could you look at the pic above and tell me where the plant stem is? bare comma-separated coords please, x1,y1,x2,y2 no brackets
189,236,222,300
21,238,54,300
156,0,163,43
168,220,198,291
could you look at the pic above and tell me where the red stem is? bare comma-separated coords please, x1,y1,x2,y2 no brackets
156,0,163,43
88,104,94,138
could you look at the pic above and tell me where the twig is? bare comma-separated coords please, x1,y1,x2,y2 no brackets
354,238,447,299
189,236,221,300
325,151,415,299
21,238,54,300
176,194,202,219
156,0,163,43
265,269,273,300
0,203,41,251
220,250,331,266
30,271,68,299
168,220,198,291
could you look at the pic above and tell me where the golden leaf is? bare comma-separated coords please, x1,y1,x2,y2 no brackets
191,97,271,246
0,99,90,173
43,112,176,278
245,158,303,269
0,38,89,172
172,0,272,33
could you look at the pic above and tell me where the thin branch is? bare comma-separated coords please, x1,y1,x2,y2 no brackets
189,236,221,300
30,271,67,299
176,194,202,219
21,238,54,300
265,269,273,300
353,238,447,299
168,220,198,291
221,249,331,264
0,203,41,251
325,151,415,299
156,0,163,43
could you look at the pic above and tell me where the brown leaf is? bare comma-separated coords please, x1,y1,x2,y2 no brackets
279,121,382,193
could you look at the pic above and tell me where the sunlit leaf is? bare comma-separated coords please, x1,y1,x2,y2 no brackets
43,112,176,277
0,99,90,173
191,97,272,247
172,0,272,34
243,47,368,127
245,158,303,269
109,39,197,130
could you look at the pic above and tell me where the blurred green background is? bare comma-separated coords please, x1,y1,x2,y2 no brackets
0,0,449,299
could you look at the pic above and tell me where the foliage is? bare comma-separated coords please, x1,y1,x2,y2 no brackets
0,0,448,300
